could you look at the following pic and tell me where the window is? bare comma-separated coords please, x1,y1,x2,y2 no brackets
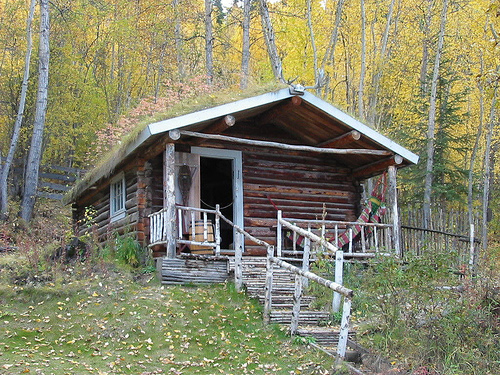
110,174,126,221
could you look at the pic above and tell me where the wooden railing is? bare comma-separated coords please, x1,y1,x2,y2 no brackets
149,205,355,362
149,205,222,254
264,245,354,363
277,210,394,259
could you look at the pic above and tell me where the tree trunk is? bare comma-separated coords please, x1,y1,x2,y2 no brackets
468,57,485,241
306,0,319,93
240,0,251,89
174,0,185,80
0,0,36,219
481,85,497,258
367,0,396,126
20,0,50,222
259,0,284,83
422,0,449,229
358,0,366,120
419,0,434,97
320,0,345,99
205,0,214,85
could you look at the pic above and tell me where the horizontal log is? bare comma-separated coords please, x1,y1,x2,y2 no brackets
179,130,393,156
270,257,353,297
243,183,355,199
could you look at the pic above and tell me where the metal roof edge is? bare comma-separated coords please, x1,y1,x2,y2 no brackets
148,88,292,135
301,91,419,165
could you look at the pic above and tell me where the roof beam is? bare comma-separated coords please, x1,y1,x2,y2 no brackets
352,155,403,178
256,96,302,125
318,130,361,148
178,130,392,156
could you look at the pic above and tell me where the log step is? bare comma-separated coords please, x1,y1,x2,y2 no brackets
296,326,356,346
269,310,331,325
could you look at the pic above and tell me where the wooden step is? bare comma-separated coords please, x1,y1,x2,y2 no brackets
269,310,331,325
296,326,356,346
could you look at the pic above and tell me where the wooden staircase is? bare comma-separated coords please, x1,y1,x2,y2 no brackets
238,257,354,346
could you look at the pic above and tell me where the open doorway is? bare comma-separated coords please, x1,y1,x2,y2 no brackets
200,157,234,249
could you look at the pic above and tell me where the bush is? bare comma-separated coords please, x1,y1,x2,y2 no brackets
353,252,500,374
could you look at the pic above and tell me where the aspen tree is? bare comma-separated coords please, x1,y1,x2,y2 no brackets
0,0,36,219
20,0,50,222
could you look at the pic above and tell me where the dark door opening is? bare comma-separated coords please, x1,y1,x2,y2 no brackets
200,157,234,249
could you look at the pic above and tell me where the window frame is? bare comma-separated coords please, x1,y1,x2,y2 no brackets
110,173,126,222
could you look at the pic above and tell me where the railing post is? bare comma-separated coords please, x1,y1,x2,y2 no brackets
215,204,221,256
332,250,343,313
302,225,311,288
388,165,401,257
277,210,282,257
290,272,302,335
263,245,274,324
234,232,243,292
164,143,177,258
336,297,352,363
469,223,475,274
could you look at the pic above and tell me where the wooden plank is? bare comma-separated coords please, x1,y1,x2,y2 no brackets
38,181,71,191
37,191,64,200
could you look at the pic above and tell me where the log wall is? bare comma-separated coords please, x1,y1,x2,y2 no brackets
74,167,140,245
240,148,360,254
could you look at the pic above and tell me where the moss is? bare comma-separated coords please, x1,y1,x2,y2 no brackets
64,83,286,204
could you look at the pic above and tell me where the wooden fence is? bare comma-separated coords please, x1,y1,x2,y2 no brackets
399,206,481,269
1,157,85,200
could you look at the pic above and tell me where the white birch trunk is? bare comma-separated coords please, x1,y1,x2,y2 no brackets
205,0,214,84
259,0,283,82
20,0,50,222
0,0,36,218
481,85,497,256
358,0,366,119
423,0,449,229
240,0,251,89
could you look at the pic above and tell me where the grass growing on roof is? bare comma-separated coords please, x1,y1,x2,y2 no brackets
64,82,286,204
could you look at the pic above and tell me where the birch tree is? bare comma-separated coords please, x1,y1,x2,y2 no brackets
358,0,366,119
0,0,36,219
481,84,497,255
20,0,50,222
205,0,214,84
423,0,449,229
240,0,251,89
259,0,284,82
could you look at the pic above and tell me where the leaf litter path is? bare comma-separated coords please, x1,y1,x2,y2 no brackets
0,272,335,374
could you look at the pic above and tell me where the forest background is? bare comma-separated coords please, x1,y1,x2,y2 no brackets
0,0,499,243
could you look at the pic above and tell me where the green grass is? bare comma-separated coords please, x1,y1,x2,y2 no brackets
0,267,335,375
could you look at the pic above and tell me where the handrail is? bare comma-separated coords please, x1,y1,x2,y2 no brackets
282,217,393,228
279,218,338,254
264,246,353,363
269,256,353,297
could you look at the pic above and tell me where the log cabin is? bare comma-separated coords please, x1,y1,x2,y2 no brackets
66,87,418,262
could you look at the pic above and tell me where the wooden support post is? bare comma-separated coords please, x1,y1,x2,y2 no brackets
277,210,282,257
164,143,177,259
215,204,221,256
290,273,303,335
263,245,274,324
332,250,344,313
469,223,475,274
336,297,352,363
234,231,243,292
388,165,401,257
302,226,311,288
